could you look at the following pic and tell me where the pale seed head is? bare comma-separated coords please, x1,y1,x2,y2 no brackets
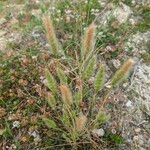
75,114,87,132
59,85,73,106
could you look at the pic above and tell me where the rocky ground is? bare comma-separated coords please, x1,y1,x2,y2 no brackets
0,0,149,149
97,2,150,150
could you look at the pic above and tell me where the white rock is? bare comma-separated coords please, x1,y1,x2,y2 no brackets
92,128,105,137
31,131,37,137
135,128,141,133
34,136,41,143
111,128,117,134
113,3,132,24
12,121,20,128
133,135,139,141
126,100,133,107
112,59,121,68
42,79,48,85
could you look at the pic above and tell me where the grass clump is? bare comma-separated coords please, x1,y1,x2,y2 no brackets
42,15,135,149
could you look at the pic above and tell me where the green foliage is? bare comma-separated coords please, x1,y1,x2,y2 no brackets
124,0,132,6
95,111,110,126
106,133,124,145
42,118,57,129
136,7,150,32
97,28,119,47
20,15,42,33
3,121,13,138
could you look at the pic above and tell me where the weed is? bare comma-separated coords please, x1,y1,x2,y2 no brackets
42,15,134,149
105,132,124,145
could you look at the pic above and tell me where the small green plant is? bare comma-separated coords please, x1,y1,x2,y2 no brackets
42,15,134,149
105,132,124,145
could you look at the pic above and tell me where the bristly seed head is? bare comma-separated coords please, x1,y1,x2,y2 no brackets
110,58,135,88
42,15,60,56
75,114,87,132
82,23,96,59
59,85,73,106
